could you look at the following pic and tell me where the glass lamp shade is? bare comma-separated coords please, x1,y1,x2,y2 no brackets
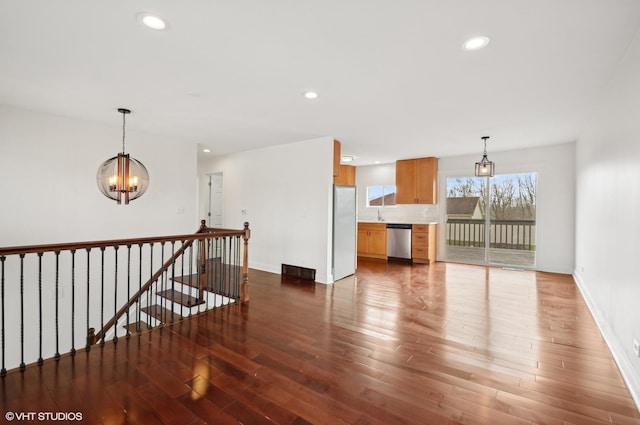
475,159,495,177
97,153,149,204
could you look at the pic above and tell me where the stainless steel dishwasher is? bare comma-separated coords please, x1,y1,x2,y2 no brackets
386,223,412,261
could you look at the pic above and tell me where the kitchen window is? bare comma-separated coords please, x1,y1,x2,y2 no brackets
367,185,396,207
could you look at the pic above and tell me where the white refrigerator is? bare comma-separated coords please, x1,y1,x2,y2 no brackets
332,184,357,281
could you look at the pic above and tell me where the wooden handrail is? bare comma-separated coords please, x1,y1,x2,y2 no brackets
0,229,244,257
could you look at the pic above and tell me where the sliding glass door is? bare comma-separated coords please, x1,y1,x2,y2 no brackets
444,173,537,268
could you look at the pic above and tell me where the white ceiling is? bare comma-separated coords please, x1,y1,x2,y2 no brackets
2,1,640,165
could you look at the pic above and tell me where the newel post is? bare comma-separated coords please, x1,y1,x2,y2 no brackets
197,219,209,303
241,222,250,303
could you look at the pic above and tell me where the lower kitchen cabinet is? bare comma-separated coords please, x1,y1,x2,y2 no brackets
412,224,437,264
357,223,387,259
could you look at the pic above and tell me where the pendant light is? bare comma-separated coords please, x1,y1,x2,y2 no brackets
474,136,495,177
96,108,149,204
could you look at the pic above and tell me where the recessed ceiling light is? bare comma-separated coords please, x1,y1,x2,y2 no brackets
202,148,211,153
137,13,169,31
303,91,318,99
462,36,490,51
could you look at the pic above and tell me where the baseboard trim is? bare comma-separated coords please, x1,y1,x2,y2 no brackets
573,271,640,412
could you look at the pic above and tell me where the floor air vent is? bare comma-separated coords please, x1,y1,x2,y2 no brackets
281,264,316,281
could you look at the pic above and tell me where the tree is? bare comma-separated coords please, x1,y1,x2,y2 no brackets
447,177,484,198
516,174,536,219
447,173,536,220
490,179,515,219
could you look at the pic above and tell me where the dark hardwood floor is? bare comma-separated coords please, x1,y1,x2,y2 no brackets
2,259,639,424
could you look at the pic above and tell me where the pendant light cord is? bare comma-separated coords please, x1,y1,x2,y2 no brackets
121,111,126,154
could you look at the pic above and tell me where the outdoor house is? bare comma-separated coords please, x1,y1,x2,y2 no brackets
446,197,483,221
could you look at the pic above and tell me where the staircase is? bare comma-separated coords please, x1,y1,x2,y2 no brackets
114,258,238,338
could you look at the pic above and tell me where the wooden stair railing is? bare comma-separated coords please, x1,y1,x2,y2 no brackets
92,220,251,345
90,236,195,345
197,221,251,303
0,220,250,375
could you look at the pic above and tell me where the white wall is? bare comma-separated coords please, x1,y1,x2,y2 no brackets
0,106,199,244
198,137,335,283
0,106,199,371
574,28,640,406
438,143,575,273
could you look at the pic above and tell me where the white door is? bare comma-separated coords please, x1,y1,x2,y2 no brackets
207,173,224,227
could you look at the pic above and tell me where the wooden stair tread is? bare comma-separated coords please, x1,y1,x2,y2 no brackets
172,257,225,289
123,321,151,334
174,264,242,295
173,273,199,288
140,304,182,324
156,289,204,307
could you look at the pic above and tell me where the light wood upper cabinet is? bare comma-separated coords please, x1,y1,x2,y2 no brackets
334,165,356,185
333,140,341,177
396,157,438,204
333,140,356,185
395,159,417,204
